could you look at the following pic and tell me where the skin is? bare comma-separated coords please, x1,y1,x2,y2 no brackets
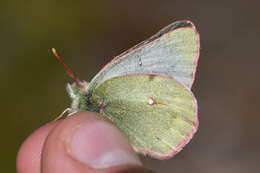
16,111,155,173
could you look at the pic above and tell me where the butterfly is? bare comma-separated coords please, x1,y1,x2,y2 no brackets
53,20,200,159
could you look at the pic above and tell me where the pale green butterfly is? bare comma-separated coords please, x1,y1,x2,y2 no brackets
53,20,200,159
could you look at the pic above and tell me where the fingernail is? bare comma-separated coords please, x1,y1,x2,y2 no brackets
67,121,142,169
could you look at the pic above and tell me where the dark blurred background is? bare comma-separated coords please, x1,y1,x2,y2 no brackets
1,0,259,172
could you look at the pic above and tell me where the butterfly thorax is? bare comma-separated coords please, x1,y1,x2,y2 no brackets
66,81,100,114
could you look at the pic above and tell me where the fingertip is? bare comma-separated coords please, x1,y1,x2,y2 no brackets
16,121,60,173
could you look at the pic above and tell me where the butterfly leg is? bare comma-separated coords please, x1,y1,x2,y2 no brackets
50,108,72,123
98,102,109,114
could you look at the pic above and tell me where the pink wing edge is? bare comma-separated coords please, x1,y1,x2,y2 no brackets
98,73,199,160
96,20,201,89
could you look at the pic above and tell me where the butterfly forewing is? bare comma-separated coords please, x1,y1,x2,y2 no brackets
87,20,199,92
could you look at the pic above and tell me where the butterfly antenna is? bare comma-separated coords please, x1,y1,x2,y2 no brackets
52,48,82,88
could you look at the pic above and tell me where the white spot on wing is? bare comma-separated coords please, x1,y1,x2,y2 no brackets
148,98,155,105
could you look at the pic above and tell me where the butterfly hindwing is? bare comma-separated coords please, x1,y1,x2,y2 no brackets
90,74,198,159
